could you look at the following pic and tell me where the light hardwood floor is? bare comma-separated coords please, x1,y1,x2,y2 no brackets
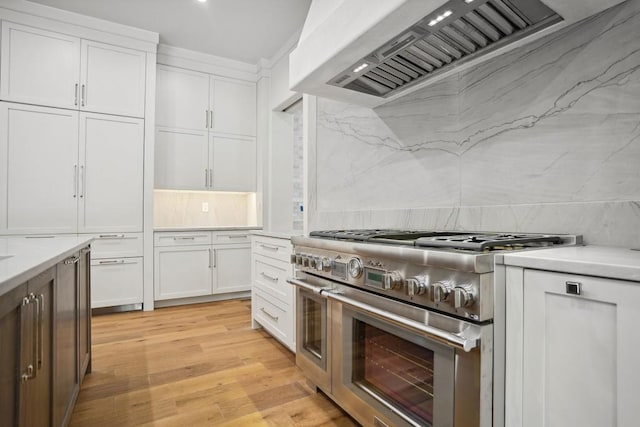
70,299,358,427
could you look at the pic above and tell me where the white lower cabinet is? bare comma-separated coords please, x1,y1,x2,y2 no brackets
504,253,640,427
153,231,251,303
83,233,144,309
251,235,295,351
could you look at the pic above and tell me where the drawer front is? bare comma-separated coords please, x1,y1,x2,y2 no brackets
254,255,292,304
83,233,143,258
154,231,212,246
212,231,251,245
252,236,292,263
90,257,143,308
253,289,293,350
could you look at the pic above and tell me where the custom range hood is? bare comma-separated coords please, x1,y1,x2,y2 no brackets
290,0,626,107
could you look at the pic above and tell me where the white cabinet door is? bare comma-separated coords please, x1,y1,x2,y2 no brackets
210,135,256,191
523,270,638,427
213,244,251,293
0,22,80,110
0,103,79,234
154,245,213,300
211,77,256,136
80,40,146,118
78,113,144,233
155,128,209,190
156,65,209,130
91,257,143,308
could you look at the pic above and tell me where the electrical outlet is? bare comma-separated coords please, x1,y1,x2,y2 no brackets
202,202,209,212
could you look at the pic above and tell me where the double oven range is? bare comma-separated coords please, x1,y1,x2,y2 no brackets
288,230,581,427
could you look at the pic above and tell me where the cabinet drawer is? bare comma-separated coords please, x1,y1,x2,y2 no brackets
90,257,143,308
254,255,292,304
252,236,292,263
154,231,212,246
212,231,251,244
83,233,142,258
253,289,293,350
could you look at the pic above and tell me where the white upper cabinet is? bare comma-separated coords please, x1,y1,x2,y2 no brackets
0,21,146,118
0,102,144,235
155,128,209,191
0,102,79,234
78,113,144,232
0,22,81,110
210,135,256,192
155,64,256,136
156,65,209,130
80,40,146,118
211,77,256,137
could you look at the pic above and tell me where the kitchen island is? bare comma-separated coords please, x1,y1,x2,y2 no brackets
0,235,93,427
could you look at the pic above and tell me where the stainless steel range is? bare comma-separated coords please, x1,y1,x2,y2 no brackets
288,230,581,427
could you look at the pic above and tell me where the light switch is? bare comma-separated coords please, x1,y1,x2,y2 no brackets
202,202,209,212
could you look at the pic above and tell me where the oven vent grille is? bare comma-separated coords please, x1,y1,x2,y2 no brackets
329,0,562,97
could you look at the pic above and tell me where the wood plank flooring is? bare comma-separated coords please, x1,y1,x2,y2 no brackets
70,299,358,427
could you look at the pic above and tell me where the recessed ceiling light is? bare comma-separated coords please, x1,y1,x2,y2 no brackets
197,0,207,3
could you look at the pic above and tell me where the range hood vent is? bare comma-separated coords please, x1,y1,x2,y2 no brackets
329,0,562,97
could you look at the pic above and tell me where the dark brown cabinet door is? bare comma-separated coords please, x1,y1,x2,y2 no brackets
0,283,27,427
78,247,92,378
22,268,55,427
54,254,80,427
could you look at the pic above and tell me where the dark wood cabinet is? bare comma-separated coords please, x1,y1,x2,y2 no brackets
0,245,91,427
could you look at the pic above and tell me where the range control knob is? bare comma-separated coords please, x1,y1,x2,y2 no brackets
452,286,475,308
432,281,453,303
315,257,324,272
348,258,364,278
383,271,403,290
321,257,332,271
302,255,310,267
406,276,428,296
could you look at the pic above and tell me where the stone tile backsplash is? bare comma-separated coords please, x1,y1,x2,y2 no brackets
309,0,640,247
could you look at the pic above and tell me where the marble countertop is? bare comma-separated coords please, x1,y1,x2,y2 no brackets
502,246,640,282
0,236,93,297
154,226,262,232
251,230,303,240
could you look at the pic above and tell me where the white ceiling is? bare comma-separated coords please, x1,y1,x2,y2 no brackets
26,0,312,64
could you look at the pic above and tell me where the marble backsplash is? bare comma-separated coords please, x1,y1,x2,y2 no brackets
309,0,640,247
154,190,258,228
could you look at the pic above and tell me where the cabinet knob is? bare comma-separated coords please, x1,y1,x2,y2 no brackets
566,281,582,295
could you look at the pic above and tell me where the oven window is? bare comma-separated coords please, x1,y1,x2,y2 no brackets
302,296,323,360
353,321,435,426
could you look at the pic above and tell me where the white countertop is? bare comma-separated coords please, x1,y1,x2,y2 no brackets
502,246,640,282
154,226,262,232
251,230,302,240
0,236,93,297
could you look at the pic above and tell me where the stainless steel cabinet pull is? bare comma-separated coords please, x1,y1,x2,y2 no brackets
205,169,209,188
98,259,125,265
209,168,213,188
74,83,79,106
208,248,212,268
64,256,80,265
260,272,279,282
209,109,214,129
81,84,86,106
73,165,78,198
25,235,55,239
174,236,196,241
228,235,248,239
34,294,43,370
205,110,209,129
260,307,279,321
98,234,125,239
79,165,85,198
212,249,216,268
260,244,279,251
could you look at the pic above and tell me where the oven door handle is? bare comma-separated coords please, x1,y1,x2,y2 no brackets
287,277,327,295
324,289,479,352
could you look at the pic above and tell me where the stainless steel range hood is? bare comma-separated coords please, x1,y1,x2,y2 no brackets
290,0,626,107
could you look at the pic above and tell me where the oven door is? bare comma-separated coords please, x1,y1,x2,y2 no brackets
327,288,490,427
291,277,332,392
